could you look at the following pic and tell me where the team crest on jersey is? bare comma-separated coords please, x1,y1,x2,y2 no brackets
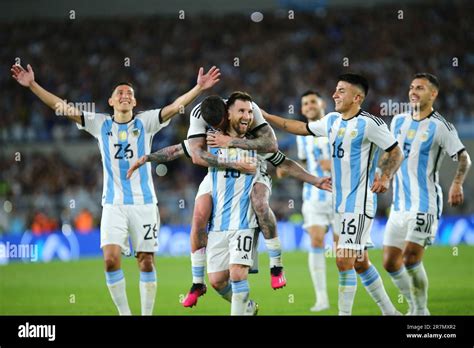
337,128,346,137
420,131,430,142
407,129,416,140
349,129,358,138
118,130,128,141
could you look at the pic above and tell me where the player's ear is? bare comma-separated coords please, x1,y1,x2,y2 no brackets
108,97,114,107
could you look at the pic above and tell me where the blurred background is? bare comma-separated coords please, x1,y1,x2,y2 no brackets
0,0,473,260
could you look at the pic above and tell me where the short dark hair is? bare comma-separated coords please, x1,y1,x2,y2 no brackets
338,73,369,96
413,73,440,90
112,81,134,94
201,95,227,127
300,90,322,99
226,91,253,108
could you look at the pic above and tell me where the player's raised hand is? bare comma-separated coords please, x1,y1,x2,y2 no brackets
448,182,463,206
197,66,221,90
11,64,35,87
313,176,332,192
206,130,231,148
127,155,148,179
371,172,390,193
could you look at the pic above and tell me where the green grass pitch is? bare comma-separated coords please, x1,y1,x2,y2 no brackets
1,246,472,315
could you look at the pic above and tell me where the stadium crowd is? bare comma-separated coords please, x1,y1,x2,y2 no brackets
1,3,473,234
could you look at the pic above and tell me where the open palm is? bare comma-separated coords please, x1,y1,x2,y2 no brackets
11,64,35,87
197,66,221,90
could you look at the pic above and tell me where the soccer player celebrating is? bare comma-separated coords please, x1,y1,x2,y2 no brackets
263,74,404,315
11,63,220,315
294,90,334,312
382,73,471,315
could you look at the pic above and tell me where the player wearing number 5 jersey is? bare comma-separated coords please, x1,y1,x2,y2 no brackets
263,74,404,315
382,73,471,315
11,63,221,315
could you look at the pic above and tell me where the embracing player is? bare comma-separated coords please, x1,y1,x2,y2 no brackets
11,63,220,315
382,73,471,315
263,74,404,315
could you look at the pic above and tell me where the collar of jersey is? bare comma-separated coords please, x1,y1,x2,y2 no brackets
410,109,436,122
112,115,136,124
342,108,363,121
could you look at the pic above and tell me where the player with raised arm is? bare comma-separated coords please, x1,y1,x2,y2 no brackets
293,90,334,312
127,93,332,309
263,74,404,315
382,73,471,315
11,63,220,315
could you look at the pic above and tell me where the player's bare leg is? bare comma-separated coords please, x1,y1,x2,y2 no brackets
136,252,157,315
354,251,399,315
182,193,211,308
384,245,415,314
103,245,131,315
403,242,429,315
307,225,329,311
208,270,232,302
250,182,286,289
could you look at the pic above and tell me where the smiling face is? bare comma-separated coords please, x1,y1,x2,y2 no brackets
109,85,137,113
332,81,364,113
227,99,254,136
409,78,438,111
301,93,325,121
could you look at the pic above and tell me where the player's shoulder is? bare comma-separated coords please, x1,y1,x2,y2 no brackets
392,112,410,121
359,110,386,126
430,111,455,132
324,111,340,119
135,109,160,118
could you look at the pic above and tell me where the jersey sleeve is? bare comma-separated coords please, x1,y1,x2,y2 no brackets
307,117,328,137
366,117,398,151
181,139,192,158
248,101,268,134
296,136,306,160
76,111,108,138
136,109,170,134
437,122,465,160
187,103,208,139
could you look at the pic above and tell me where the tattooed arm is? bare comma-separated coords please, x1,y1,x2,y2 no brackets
126,143,184,179
371,145,403,193
206,124,279,153
277,158,332,191
261,110,311,136
448,150,471,206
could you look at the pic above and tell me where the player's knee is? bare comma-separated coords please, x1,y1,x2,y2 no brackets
229,266,248,282
251,198,269,217
311,236,324,248
403,250,420,267
383,256,402,273
354,259,370,274
336,257,353,271
137,253,154,272
209,279,226,291
104,255,120,272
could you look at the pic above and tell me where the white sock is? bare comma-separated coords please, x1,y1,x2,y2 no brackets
105,269,131,315
191,247,206,284
309,247,328,304
264,237,282,268
230,280,249,315
338,269,357,315
217,283,232,303
406,262,429,314
359,265,397,315
388,266,415,313
139,270,157,316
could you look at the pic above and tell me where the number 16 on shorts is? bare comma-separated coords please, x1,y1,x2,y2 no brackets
335,213,373,250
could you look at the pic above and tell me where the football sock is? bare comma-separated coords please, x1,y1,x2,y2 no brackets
309,247,328,304
191,247,206,284
359,265,397,315
406,262,429,314
231,280,249,315
139,269,157,315
105,269,131,315
388,266,414,313
217,282,232,303
338,269,357,315
264,237,282,268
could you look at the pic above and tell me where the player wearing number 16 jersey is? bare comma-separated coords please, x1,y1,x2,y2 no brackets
382,73,471,315
263,74,404,315
11,63,221,315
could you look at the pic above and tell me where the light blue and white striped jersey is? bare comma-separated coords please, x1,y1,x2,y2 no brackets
208,147,259,232
77,110,170,205
390,111,465,218
296,134,331,203
307,110,397,217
